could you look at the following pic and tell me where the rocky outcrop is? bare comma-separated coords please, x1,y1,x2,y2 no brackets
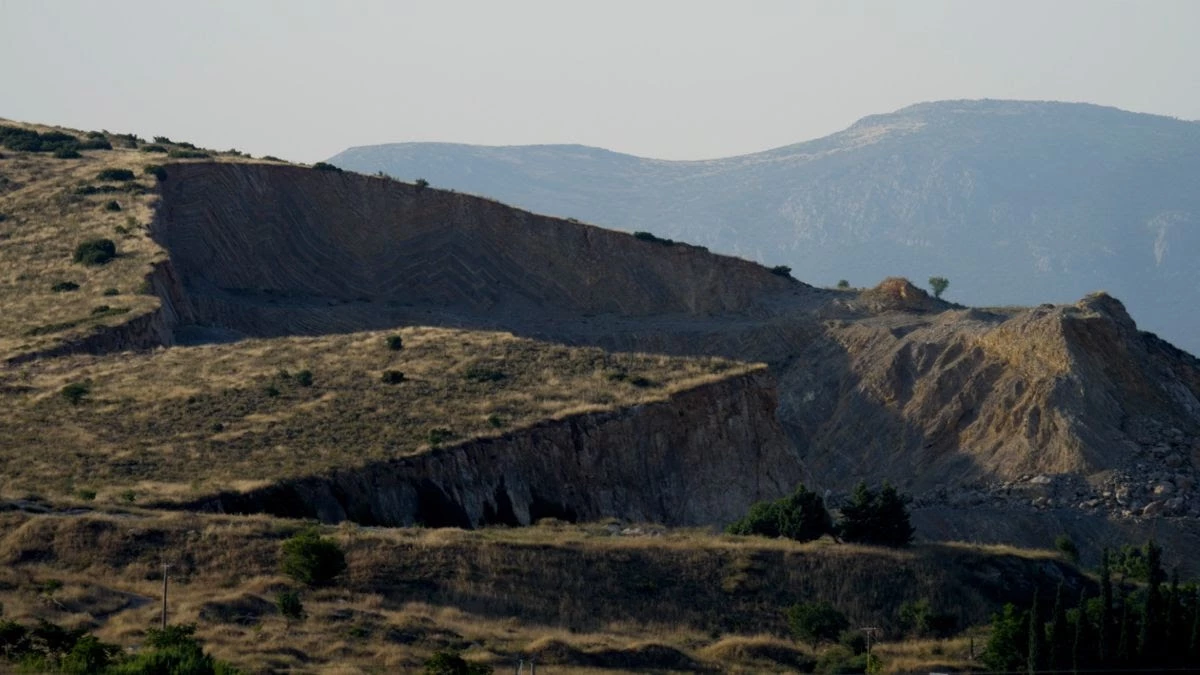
180,369,803,527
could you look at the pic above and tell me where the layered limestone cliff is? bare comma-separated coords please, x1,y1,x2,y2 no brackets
183,369,803,527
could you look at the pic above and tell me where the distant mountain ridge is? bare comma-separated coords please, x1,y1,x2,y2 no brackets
329,99,1200,355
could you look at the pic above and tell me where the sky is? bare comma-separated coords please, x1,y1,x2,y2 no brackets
2,0,1198,163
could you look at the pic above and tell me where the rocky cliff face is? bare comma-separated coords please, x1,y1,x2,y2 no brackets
95,160,1200,559
182,369,802,527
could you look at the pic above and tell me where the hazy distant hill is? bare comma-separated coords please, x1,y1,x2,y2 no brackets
329,100,1200,355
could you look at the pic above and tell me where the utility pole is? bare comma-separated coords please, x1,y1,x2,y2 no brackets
161,562,170,630
860,626,879,673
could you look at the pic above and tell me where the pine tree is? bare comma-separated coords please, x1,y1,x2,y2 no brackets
1098,548,1113,665
1047,583,1069,671
1189,587,1200,666
836,481,914,547
1028,589,1045,675
1117,588,1133,667
1165,569,1182,669
1139,540,1166,666
1072,590,1090,674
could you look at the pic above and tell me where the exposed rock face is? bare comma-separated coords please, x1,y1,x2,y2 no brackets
182,370,802,527
70,160,1199,562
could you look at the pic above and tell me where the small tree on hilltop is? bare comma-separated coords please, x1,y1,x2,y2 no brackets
928,276,949,299
837,481,915,547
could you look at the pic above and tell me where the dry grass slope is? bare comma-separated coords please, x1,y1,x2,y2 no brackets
0,326,753,502
0,509,1081,674
0,119,266,362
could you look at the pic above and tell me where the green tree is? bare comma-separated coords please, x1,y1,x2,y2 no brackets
726,484,832,542
836,279,850,289
836,481,915,547
927,276,949,299
982,604,1028,672
1054,534,1079,564
1099,548,1113,663
787,601,849,650
280,527,347,587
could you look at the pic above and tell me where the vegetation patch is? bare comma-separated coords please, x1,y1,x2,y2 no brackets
73,238,117,265
312,162,343,172
96,168,135,182
167,148,211,159
633,231,675,246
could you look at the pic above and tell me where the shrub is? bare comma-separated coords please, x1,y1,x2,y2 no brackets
414,178,430,192
96,168,135,182
770,265,792,277
294,370,314,387
103,287,120,296
76,489,97,501
464,367,505,383
487,414,505,428
167,149,210,159
385,335,403,351
428,427,454,446
312,162,342,172
79,137,112,150
836,279,850,289
280,527,346,587
898,598,958,638
104,200,122,212
73,238,117,265
380,370,405,384
727,484,832,542
140,144,169,153
275,590,306,626
787,601,849,649
928,276,949,299
60,381,91,405
1055,534,1080,564
51,281,80,292
836,481,915,547
144,164,167,180
261,155,283,162
153,136,172,144
53,147,81,159
119,489,136,503
633,231,675,246
423,650,493,674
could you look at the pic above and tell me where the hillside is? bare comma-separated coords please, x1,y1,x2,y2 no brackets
329,99,1200,356
2,117,1199,566
0,509,1087,673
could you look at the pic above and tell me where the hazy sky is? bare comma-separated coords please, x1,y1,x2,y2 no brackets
2,0,1198,163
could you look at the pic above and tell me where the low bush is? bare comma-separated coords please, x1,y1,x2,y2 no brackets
836,279,850,289
103,200,122,212
51,281,79,292
428,427,455,445
53,147,81,159
464,366,505,383
96,168,135,182
380,370,405,384
280,527,346,587
414,178,430,192
312,162,342,172
260,155,283,162
167,148,210,159
73,238,117,265
102,288,120,296
633,231,675,246
79,137,112,150
60,381,91,405
276,590,306,625
385,335,403,351
294,370,314,387
423,649,493,674
141,144,169,153
770,265,792,277
153,136,172,144
144,164,167,180
787,600,848,649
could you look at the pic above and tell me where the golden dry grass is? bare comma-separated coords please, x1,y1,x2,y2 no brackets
0,325,756,502
0,509,1042,673
0,118,265,363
